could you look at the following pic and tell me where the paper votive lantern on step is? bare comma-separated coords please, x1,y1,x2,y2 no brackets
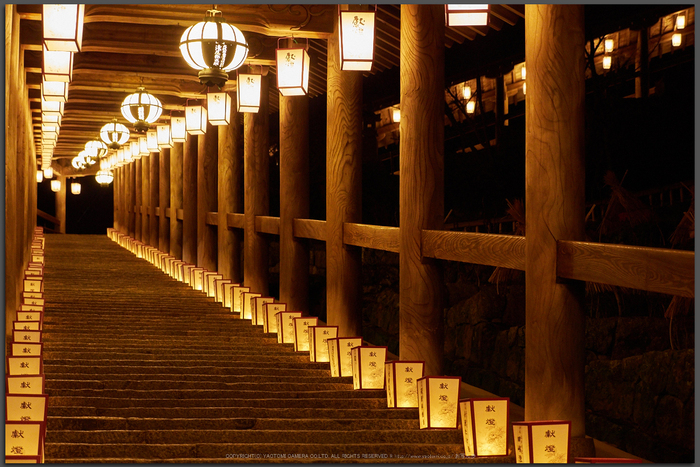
385,361,424,408
460,397,510,457
242,292,262,320
6,394,48,423
292,317,318,352
190,268,205,291
205,274,222,298
263,303,286,333
7,375,45,396
328,337,362,377
201,271,218,296
513,420,571,464
230,286,250,313
351,346,387,390
574,458,642,464
417,376,461,429
308,326,338,362
276,311,302,344
5,421,46,462
253,297,274,326
214,279,232,304
7,356,43,376
182,264,195,285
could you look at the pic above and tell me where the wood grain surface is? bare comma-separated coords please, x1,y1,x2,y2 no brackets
227,213,245,230
182,136,197,264
343,223,399,253
134,158,142,241
255,216,280,235
141,153,149,245
197,124,218,272
293,219,327,241
149,152,159,248
169,143,183,259
422,230,525,270
205,212,218,226
128,162,136,237
158,148,170,253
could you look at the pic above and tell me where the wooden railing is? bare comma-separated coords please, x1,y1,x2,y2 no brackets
37,209,60,233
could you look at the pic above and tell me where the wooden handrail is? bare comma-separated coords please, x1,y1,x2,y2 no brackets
227,213,245,229
422,230,526,270
293,218,326,241
343,223,399,253
255,216,280,235
37,209,60,225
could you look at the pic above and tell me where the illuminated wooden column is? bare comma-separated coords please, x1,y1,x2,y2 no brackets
170,143,183,259
525,4,589,449
141,152,150,245
326,20,363,337
113,168,119,230
128,162,136,237
182,136,197,264
56,173,66,233
219,99,243,283
399,4,445,377
159,148,170,253
243,73,269,294
134,159,142,241
197,123,217,271
279,38,310,311
149,152,159,247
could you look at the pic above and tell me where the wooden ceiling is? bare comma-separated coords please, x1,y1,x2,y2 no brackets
16,4,525,173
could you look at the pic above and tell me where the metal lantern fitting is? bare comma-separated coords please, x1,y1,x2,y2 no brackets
156,124,174,148
276,40,311,96
308,326,338,363
42,4,84,52
100,118,130,149
672,33,682,47
41,79,68,102
146,130,160,152
339,6,376,71
42,44,73,82
70,181,81,195
50,179,61,192
95,169,114,186
460,397,510,457
351,346,387,390
275,311,302,344
139,136,149,157
185,102,208,134
328,336,362,377
36,170,44,183
512,420,571,464
445,4,489,27
121,87,163,132
171,116,188,142
385,361,424,408
417,376,461,429
84,140,108,160
207,91,232,125
237,72,261,113
292,317,318,352
179,9,249,87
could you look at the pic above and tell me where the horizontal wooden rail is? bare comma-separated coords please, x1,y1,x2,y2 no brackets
557,240,695,298
344,223,399,253
227,213,245,229
205,212,218,226
293,218,326,241
422,230,526,270
37,209,60,226
256,216,280,235
165,207,171,218
176,209,183,221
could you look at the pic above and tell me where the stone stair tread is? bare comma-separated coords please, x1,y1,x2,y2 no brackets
48,396,390,409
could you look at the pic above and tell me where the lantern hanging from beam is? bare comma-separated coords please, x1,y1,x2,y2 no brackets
41,99,64,117
237,72,261,113
121,87,163,133
385,361,424,408
139,136,149,157
70,181,81,195
513,420,570,464
276,39,311,96
308,326,338,363
95,170,114,186
42,123,59,138
42,44,73,82
156,124,174,148
84,140,108,160
602,55,612,70
42,111,62,126
146,130,160,152
41,79,68,102
130,141,141,160
292,316,318,352
445,4,489,27
171,116,187,142
43,167,53,179
207,91,232,125
328,336,362,377
275,311,302,344
50,179,61,192
672,33,682,47
36,170,43,183
339,6,376,71
100,118,130,149
351,346,387,389
460,397,510,457
42,4,84,52
185,102,208,135
604,38,614,54
179,9,249,87
417,376,461,429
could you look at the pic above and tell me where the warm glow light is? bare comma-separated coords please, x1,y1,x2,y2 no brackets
43,167,53,179
275,311,302,344
276,45,311,96
463,84,471,100
185,103,207,135
603,55,612,70
36,170,43,183
351,346,387,390
392,107,400,123
42,44,73,82
207,91,232,125
70,181,81,195
262,302,286,333
42,4,84,52
42,111,62,126
171,117,187,143
513,420,571,463
460,398,510,457
85,140,108,160
466,100,476,113
41,79,69,102
521,64,526,80
139,136,149,156
237,72,262,113
445,4,489,27
50,179,61,192
121,87,163,132
292,317,319,352
385,361,424,408
100,119,130,149
308,326,338,363
676,14,686,30
604,38,614,54
95,170,114,186
417,376,461,429
328,337,362,377
672,33,682,47
339,8,376,71
522,82,526,95
157,124,174,148
41,99,64,117
147,130,160,152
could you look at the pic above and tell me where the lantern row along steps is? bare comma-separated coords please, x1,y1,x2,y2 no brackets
40,234,509,463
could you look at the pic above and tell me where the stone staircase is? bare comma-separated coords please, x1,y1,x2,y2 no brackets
41,234,499,463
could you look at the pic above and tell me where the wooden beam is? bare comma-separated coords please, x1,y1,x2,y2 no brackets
293,218,327,241
227,213,245,230
205,212,218,226
343,223,399,253
422,230,525,270
255,216,280,236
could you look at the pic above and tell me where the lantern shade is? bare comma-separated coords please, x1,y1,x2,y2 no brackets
292,317,318,352
385,361,424,408
41,80,68,102
95,170,114,185
276,47,311,96
42,4,84,52
171,117,187,143
237,73,261,113
445,4,489,27
417,376,461,429
41,99,64,116
43,167,53,179
185,104,208,134
42,44,73,82
602,56,612,70
207,92,232,125
156,124,174,148
139,136,149,156
100,119,130,149
262,302,286,334
70,182,81,195
308,326,338,363
460,397,510,457
36,170,44,183
84,140,108,160
146,130,160,152
5,421,46,461
130,141,141,160
252,297,274,326
328,337,362,377
275,311,302,344
672,33,681,47
339,9,376,71
513,420,571,464
121,87,163,132
351,346,387,390
242,292,262,320
50,179,61,192
604,38,614,53
42,112,62,126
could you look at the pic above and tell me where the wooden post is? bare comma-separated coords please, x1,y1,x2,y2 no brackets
198,123,218,271
159,148,170,253
279,38,310,312
149,152,159,247
170,143,184,259
113,167,120,230
141,153,150,245
220,98,244,283
56,173,67,233
525,4,589,452
326,20,363,337
134,159,142,241
399,4,445,377
182,136,198,264
635,27,649,100
128,162,136,237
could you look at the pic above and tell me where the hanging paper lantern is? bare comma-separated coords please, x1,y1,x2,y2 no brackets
276,42,311,96
237,72,262,113
121,87,163,132
207,91,232,125
100,118,130,149
339,7,376,71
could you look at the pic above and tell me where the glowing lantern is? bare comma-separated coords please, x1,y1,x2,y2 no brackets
385,361,424,408
70,182,81,195
7,355,43,375
36,170,43,183
521,64,526,80
41,99,64,117
672,33,682,47
171,117,187,143
242,292,262,320
190,268,205,291
5,421,46,463
603,56,612,70
42,4,84,52
85,140,108,160
339,7,376,71
417,376,461,429
139,136,149,157
41,79,68,102
205,273,223,298
276,41,311,96
392,107,400,123
351,346,387,389
121,87,163,133
230,286,250,313
252,297,274,326
604,38,614,54
292,317,318,352
466,100,476,113
42,44,73,82
308,326,338,362
460,397,510,457
463,84,471,100
146,130,160,152
130,141,140,160
214,279,232,303
676,14,686,30
100,118,130,149
221,282,238,308
43,167,53,179
185,102,208,135
512,420,571,464
262,302,286,333
156,124,174,149
445,4,489,27
50,179,61,192
95,170,113,186
275,311,302,344
237,72,261,113
6,394,48,423
207,91,232,125
328,336,362,377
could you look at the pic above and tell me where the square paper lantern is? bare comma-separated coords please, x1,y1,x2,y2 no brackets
6,394,48,422
182,264,195,286
185,103,207,135
146,130,160,152
275,311,302,344
328,337,362,377
7,356,43,376
445,4,489,27
242,292,262,320
292,317,318,352
230,286,250,313
138,136,149,157
237,73,262,113
351,346,387,389
207,92,232,126
41,99,64,117
156,124,174,149
574,458,642,464
417,376,461,429
42,44,73,82
385,360,424,408
6,375,45,396
214,279,232,304
190,268,205,291
460,397,510,457
276,46,311,96
42,4,84,52
41,80,68,102
222,283,239,309
253,297,274,326
130,141,140,160
206,274,223,299
308,325,338,362
513,420,571,464
263,302,286,333
5,421,46,462
10,342,43,358
171,117,187,143
339,9,376,71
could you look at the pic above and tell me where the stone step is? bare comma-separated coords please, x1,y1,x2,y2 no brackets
43,355,325,366
43,365,331,376
42,348,304,359
45,375,351,388
46,385,379,398
41,340,285,352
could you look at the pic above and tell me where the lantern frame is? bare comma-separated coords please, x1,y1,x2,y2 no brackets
328,336,362,377
42,44,73,82
146,130,161,152
460,397,510,457
292,316,319,352
185,102,208,135
351,345,387,390
41,99,64,117
308,326,338,363
385,360,425,408
417,375,462,429
276,40,311,96
338,6,376,71
275,311,302,344
156,124,174,148
41,79,69,102
207,91,232,125
42,4,84,52
512,420,571,464
171,116,188,143
445,4,489,27
237,72,262,113
121,87,163,133
262,302,286,334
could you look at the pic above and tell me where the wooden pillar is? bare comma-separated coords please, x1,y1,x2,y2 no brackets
524,4,589,449
243,73,269,293
635,27,649,100
134,159,142,240
399,4,445,377
279,38,310,312
170,143,184,259
495,73,505,144
141,153,150,245
120,166,127,233
128,162,136,237
197,123,217,271
113,167,120,230
220,98,244,283
326,20,363,337
182,136,198,264
159,148,170,253
149,152,159,247
56,173,67,233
